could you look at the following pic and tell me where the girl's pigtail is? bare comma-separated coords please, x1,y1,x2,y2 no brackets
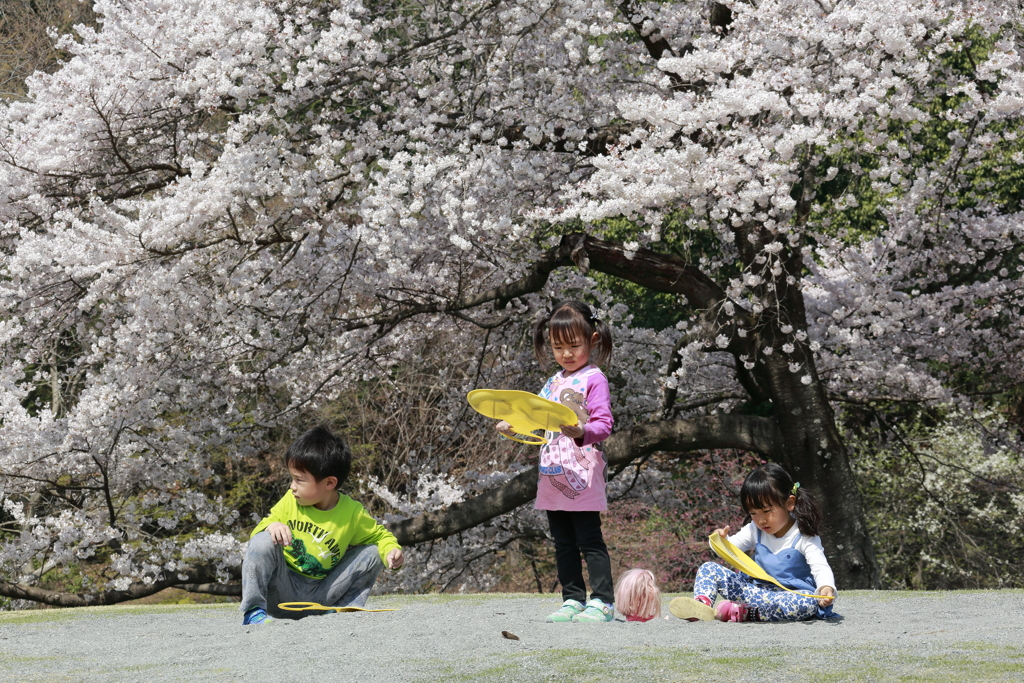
531,312,552,367
589,316,613,367
791,484,824,538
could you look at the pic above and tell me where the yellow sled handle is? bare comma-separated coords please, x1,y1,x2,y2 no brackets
277,602,397,613
501,431,548,445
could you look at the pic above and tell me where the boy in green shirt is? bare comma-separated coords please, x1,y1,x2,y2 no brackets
241,426,404,624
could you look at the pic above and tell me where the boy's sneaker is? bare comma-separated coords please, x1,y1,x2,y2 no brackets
669,597,717,622
242,607,274,625
545,599,584,623
571,598,614,623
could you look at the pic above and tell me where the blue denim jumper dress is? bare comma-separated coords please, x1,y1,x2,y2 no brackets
753,529,835,618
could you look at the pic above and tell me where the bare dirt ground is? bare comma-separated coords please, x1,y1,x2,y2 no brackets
1,590,1022,682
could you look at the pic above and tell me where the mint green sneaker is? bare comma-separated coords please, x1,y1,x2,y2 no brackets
545,599,584,623
572,598,614,622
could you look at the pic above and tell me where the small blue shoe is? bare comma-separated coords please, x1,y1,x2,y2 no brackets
243,607,274,625
572,598,614,622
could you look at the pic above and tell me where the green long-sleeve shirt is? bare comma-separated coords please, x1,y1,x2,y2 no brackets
251,492,401,580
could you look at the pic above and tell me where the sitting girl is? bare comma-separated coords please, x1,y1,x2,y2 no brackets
670,462,836,622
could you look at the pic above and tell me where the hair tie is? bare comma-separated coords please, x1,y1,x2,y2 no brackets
792,482,801,495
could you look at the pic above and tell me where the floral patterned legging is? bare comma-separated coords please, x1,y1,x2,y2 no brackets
693,562,820,622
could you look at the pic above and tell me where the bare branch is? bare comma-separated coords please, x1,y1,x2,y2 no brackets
389,414,782,546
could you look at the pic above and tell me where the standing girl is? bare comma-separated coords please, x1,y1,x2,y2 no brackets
670,462,837,622
496,300,615,622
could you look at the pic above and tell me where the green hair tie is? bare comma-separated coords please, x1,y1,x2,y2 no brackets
792,482,801,495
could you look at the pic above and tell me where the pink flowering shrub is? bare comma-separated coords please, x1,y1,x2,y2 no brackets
602,451,762,592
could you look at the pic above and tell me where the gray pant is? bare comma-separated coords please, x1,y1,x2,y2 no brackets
241,531,384,619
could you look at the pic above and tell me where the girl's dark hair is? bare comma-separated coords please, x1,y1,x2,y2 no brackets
532,300,613,368
739,462,823,537
285,426,352,488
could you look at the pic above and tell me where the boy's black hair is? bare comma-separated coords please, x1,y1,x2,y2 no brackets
739,462,823,537
285,426,352,488
531,300,613,368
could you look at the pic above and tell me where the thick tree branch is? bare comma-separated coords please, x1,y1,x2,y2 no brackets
0,567,238,607
339,239,573,333
570,233,731,313
389,414,782,546
602,414,783,465
576,232,763,391
178,582,241,596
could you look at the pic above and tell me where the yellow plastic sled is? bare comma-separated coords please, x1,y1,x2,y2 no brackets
708,532,832,600
467,389,578,445
278,602,397,613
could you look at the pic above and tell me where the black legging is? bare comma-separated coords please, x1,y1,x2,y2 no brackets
546,510,614,605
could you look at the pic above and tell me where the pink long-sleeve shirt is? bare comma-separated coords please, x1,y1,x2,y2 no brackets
534,365,614,511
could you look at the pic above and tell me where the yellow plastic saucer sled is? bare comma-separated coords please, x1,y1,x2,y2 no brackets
708,532,832,600
467,389,578,445
278,602,397,614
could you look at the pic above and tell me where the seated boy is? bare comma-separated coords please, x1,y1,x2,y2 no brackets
241,426,404,624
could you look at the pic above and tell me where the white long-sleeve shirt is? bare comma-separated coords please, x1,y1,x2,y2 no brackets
729,521,836,591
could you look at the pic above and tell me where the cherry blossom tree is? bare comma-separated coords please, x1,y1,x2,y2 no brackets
1,0,1022,605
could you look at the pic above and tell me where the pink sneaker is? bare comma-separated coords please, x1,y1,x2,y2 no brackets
715,600,750,622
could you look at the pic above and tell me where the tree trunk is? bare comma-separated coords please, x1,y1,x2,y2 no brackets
759,352,879,588
575,233,880,588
